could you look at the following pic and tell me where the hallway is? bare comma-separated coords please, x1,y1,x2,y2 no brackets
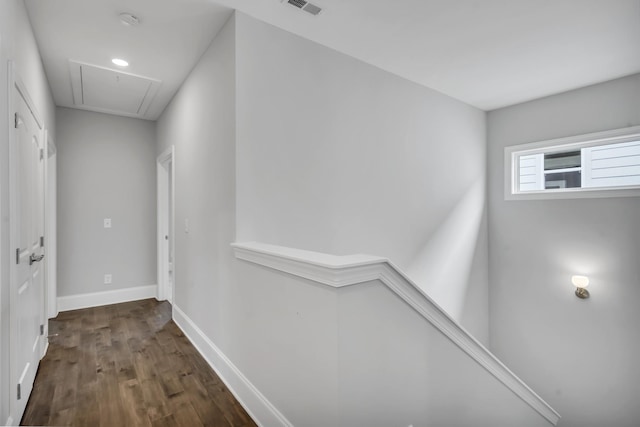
21,299,257,427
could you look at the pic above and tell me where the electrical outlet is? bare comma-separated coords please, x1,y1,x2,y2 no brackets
104,274,112,284
104,218,112,228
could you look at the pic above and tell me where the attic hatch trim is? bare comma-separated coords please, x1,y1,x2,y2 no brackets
68,59,162,120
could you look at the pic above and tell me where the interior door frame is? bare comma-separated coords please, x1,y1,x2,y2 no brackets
44,130,57,322
156,145,175,304
0,35,6,427
8,61,46,424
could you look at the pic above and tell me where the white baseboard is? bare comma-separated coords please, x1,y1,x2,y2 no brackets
42,340,49,359
57,285,158,312
173,305,292,427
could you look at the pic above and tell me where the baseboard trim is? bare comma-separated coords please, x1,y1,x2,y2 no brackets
173,305,292,427
42,340,49,359
57,285,158,312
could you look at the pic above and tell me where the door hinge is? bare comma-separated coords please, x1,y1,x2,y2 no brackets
14,112,19,129
40,148,44,160
40,236,45,247
17,383,21,400
40,324,44,335
16,248,20,264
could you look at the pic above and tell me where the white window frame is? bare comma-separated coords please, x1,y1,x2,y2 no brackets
504,125,640,200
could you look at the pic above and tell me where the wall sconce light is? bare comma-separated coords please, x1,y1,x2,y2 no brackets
572,275,590,299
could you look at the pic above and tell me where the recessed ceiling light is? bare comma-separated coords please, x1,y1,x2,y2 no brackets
112,58,129,67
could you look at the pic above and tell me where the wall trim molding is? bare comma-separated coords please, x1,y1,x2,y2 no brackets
232,242,561,426
173,305,293,427
57,284,157,312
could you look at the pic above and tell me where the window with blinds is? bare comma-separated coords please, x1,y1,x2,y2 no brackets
505,126,640,200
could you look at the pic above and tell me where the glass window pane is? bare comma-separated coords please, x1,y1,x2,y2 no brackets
545,171,581,189
507,127,640,199
544,150,581,170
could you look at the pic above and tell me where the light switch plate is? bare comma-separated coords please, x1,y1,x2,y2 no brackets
104,218,112,228
104,274,112,284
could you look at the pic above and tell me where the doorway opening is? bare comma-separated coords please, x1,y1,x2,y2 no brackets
157,146,174,304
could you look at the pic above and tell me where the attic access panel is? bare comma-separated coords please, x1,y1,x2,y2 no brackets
69,60,161,118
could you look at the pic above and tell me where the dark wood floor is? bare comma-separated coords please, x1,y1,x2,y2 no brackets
21,299,257,427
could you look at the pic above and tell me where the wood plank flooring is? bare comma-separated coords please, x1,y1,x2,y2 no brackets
21,299,258,427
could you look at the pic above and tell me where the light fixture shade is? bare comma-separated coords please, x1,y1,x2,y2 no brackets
112,58,129,67
571,275,589,288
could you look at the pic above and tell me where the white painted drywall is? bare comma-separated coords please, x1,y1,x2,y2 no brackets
0,0,56,422
156,13,236,345
233,262,340,426
157,15,343,425
235,258,553,427
488,73,640,427
156,11,495,425
336,279,552,427
233,242,559,426
235,13,489,342
56,108,156,297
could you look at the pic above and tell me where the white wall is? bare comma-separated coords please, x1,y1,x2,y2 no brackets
335,279,551,427
156,13,236,347
0,0,56,423
488,73,640,427
234,257,553,427
156,12,494,425
56,108,156,297
157,15,343,425
235,13,489,342
231,262,340,426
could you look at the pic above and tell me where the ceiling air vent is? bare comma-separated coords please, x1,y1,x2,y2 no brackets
302,3,322,15
287,0,307,8
285,0,322,15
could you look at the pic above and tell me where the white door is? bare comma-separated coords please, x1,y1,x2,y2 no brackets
10,79,45,421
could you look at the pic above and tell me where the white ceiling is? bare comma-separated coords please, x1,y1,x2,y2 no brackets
25,0,640,117
24,0,233,120
226,0,640,110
